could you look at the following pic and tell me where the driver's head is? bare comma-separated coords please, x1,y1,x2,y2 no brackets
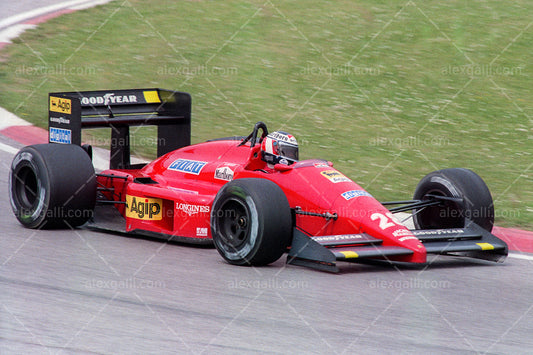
261,131,299,166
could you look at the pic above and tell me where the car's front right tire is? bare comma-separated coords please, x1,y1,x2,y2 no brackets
413,168,494,232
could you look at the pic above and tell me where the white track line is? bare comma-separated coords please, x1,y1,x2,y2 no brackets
508,253,533,261
0,0,111,43
0,107,31,130
0,0,102,30
0,141,20,155
0,23,37,43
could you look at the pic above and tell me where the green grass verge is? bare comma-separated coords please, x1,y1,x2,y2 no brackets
0,0,531,228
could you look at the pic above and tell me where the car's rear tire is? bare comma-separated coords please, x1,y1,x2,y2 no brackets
211,178,292,266
9,144,96,229
413,168,494,232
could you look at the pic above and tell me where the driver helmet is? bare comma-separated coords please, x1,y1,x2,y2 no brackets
261,131,299,166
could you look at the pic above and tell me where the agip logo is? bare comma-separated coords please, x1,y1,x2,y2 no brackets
126,195,162,220
49,96,72,114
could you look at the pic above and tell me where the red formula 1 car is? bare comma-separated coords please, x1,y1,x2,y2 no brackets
9,89,507,272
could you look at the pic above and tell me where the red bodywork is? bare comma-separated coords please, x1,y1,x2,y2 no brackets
97,139,426,263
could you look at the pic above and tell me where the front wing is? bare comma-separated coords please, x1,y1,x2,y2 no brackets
287,219,508,272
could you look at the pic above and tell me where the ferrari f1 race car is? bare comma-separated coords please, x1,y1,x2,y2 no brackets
9,88,508,272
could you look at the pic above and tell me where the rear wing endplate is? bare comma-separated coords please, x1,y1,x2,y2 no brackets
48,89,191,169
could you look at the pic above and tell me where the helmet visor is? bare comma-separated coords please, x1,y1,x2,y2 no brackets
278,142,299,161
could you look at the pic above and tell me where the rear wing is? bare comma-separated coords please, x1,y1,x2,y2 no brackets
48,88,191,169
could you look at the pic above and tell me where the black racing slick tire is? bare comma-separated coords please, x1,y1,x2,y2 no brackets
211,178,292,266
413,168,494,232
9,144,96,229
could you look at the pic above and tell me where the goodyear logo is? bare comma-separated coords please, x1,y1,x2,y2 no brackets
168,159,207,175
126,195,162,220
341,190,372,200
314,235,363,242
320,170,351,183
50,96,72,114
49,127,72,144
81,93,138,105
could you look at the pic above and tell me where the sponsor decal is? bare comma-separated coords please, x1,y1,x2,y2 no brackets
214,166,234,181
81,93,138,106
341,190,372,200
392,229,413,237
320,170,351,183
196,227,208,237
176,203,210,216
126,195,162,220
411,228,464,236
49,127,72,144
269,131,297,145
49,116,70,125
49,96,72,114
313,162,330,168
167,186,199,195
314,235,364,242
398,236,418,242
168,159,207,175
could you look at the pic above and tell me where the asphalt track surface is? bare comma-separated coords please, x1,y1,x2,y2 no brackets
1,132,533,354
0,1,62,20
2,2,533,355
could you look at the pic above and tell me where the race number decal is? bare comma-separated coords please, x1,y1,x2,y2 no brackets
370,212,400,230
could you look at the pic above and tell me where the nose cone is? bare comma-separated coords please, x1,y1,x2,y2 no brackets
363,216,427,263
335,193,427,263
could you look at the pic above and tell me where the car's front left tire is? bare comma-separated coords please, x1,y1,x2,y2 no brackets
211,178,292,266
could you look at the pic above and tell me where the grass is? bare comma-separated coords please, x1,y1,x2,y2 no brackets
0,0,531,228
